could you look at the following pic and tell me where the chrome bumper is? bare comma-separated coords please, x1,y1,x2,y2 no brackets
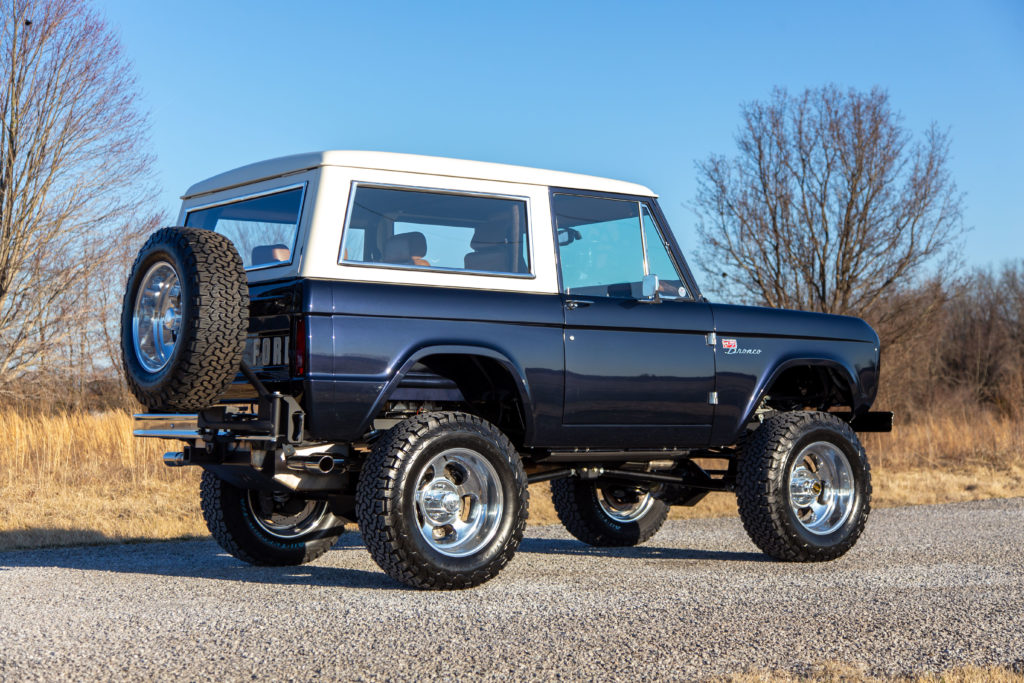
133,413,201,440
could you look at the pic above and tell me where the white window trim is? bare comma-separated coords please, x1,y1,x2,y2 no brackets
339,181,536,280
301,167,559,295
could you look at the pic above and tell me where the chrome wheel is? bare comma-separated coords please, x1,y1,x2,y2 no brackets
414,448,503,558
247,491,330,540
132,261,182,373
788,441,855,535
597,486,656,523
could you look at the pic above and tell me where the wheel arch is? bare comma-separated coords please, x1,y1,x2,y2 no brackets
362,344,534,445
732,356,863,442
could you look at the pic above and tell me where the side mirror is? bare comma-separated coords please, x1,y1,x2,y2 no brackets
641,274,662,303
557,227,582,246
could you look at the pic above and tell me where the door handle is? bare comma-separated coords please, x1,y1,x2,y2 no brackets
565,299,591,310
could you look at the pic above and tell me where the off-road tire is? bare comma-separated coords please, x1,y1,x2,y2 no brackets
199,470,345,566
737,411,871,561
355,412,529,590
551,479,669,547
121,227,248,412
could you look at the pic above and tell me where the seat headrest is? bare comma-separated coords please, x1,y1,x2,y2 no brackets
383,232,428,264
470,223,514,251
397,231,427,257
252,244,290,265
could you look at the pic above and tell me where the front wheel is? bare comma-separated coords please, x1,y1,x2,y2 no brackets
355,412,529,590
551,479,669,547
736,411,871,561
200,470,345,566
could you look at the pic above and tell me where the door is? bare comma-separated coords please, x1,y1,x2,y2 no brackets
553,193,715,445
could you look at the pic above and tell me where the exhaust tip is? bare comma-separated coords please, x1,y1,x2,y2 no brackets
285,453,337,474
163,451,186,467
312,454,334,474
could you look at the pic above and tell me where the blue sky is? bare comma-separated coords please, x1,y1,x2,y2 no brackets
96,0,1023,275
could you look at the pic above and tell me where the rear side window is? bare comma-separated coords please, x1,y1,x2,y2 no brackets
185,186,304,270
341,185,531,275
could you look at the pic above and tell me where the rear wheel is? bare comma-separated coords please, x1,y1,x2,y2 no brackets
200,470,345,566
355,412,528,589
551,478,669,547
121,227,248,412
736,411,871,561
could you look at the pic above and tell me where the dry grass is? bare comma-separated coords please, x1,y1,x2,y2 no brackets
714,662,1024,682
0,410,205,550
0,409,1021,549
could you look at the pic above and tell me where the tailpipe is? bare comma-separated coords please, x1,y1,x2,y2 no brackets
163,451,187,467
285,453,336,474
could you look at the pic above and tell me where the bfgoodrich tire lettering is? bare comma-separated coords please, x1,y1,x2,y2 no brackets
121,227,248,412
551,479,669,547
200,470,345,566
737,411,871,561
355,412,528,590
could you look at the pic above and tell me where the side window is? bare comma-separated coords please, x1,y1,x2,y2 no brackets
641,204,688,300
340,186,530,275
185,186,304,269
553,195,646,298
553,194,690,300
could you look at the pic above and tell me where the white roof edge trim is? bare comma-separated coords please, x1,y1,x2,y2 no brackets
182,151,657,200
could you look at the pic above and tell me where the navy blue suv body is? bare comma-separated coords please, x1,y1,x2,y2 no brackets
124,152,889,589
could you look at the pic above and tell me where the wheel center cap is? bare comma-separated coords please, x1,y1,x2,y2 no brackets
442,491,461,514
163,309,179,330
419,479,461,525
790,468,822,508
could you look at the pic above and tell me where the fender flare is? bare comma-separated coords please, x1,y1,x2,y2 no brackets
358,343,535,439
734,355,863,439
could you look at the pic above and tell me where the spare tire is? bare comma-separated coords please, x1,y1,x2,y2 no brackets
121,227,249,412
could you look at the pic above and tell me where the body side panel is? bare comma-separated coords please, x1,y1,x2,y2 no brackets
709,303,881,444
301,280,565,445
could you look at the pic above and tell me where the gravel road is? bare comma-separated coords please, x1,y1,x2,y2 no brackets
1,498,1022,681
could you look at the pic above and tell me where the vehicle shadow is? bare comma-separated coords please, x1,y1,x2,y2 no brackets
0,528,766,589
517,537,767,563
0,530,400,590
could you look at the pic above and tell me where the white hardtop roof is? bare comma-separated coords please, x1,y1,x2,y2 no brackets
182,150,657,199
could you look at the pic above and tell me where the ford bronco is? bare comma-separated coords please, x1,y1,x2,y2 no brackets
123,151,890,589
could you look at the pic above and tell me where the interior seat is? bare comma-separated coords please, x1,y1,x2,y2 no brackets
251,244,291,265
383,232,429,267
464,224,515,272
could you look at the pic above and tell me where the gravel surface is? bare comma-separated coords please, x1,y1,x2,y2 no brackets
1,498,1023,681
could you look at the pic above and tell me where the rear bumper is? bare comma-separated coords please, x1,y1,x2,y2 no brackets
133,411,289,443
133,414,200,440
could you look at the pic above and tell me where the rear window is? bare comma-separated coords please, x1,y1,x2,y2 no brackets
184,186,304,269
340,185,531,276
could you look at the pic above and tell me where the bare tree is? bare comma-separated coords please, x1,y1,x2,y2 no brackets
938,261,1024,417
0,0,158,397
693,85,965,328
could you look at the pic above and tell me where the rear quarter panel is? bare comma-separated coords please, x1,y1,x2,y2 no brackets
301,280,565,444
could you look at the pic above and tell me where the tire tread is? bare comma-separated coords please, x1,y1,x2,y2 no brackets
122,227,249,412
736,410,871,562
199,470,342,566
551,478,668,547
355,412,528,590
